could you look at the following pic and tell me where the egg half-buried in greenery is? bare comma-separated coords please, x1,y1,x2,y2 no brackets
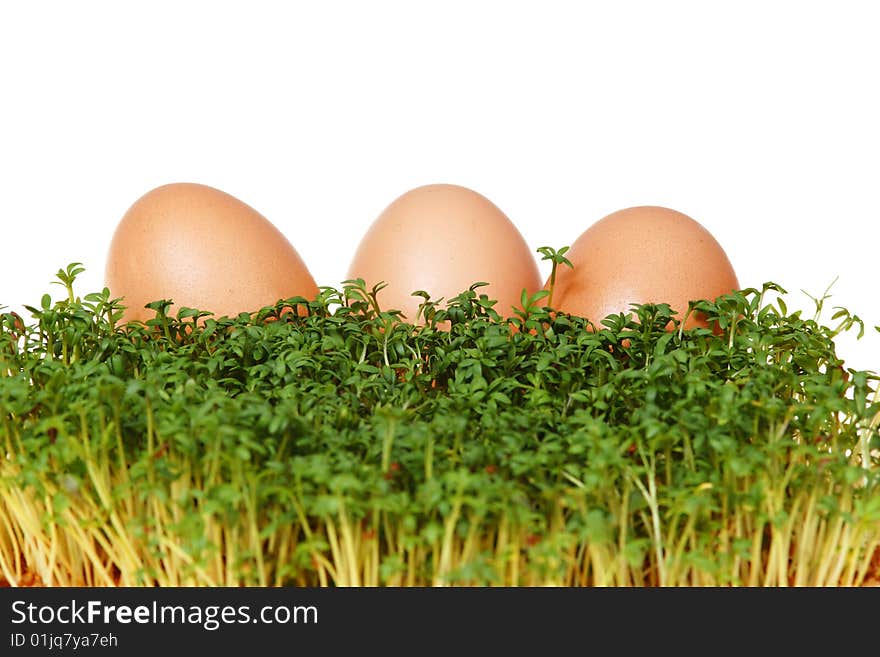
346,184,542,323
104,182,319,324
548,205,739,330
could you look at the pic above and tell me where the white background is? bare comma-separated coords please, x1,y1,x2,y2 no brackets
2,1,878,373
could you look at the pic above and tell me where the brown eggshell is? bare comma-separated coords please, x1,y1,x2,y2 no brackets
548,206,739,330
346,184,542,323
105,182,319,324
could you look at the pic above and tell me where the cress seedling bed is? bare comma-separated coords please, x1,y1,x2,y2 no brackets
1,264,878,586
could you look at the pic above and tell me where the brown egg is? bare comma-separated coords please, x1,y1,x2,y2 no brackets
549,206,739,330
346,184,542,322
105,182,319,323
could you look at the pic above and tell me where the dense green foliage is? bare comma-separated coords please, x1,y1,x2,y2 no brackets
1,263,878,586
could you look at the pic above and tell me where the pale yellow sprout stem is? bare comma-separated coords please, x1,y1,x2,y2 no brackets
434,493,463,587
